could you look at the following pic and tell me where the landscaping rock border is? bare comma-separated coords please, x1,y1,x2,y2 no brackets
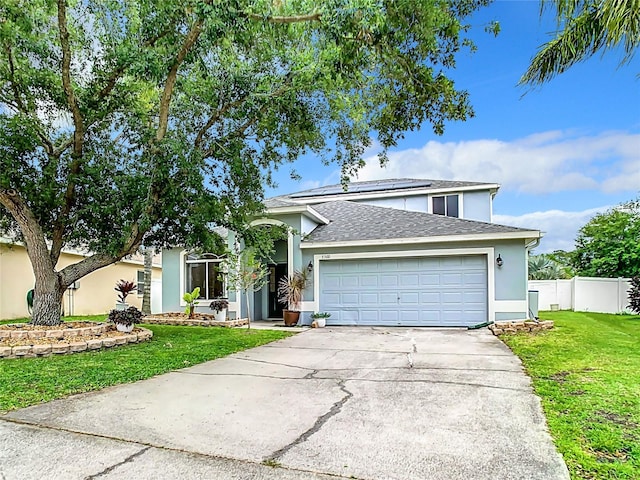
0,326,153,359
144,313,249,328
0,322,110,340
489,320,554,335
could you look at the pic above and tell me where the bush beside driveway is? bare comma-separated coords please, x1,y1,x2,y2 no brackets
500,311,640,480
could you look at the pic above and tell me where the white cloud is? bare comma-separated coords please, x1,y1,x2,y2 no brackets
353,130,640,194
494,206,610,253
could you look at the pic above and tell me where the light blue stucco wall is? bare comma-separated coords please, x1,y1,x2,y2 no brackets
356,196,428,213
302,238,530,322
462,191,492,222
162,211,531,322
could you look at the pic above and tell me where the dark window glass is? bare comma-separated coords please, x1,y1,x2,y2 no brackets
433,196,445,215
187,260,225,300
187,263,206,293
446,195,459,218
207,262,225,298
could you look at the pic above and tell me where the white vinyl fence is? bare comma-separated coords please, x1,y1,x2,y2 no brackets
528,277,632,314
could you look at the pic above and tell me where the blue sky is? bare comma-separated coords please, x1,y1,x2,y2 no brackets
265,1,640,253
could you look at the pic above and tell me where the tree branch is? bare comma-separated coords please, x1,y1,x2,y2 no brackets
59,224,145,285
0,189,58,285
157,20,203,142
51,0,87,265
245,12,321,24
194,93,251,148
57,0,84,157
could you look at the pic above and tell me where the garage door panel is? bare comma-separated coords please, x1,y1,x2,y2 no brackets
380,293,399,304
463,272,485,286
441,292,462,304
442,273,463,285
399,274,419,286
360,293,379,304
399,292,419,304
342,276,359,288
420,292,441,304
380,275,399,287
344,293,363,304
360,275,378,287
320,255,487,327
360,310,380,323
380,310,399,322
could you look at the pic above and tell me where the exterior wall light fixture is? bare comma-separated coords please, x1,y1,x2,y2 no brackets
496,254,503,268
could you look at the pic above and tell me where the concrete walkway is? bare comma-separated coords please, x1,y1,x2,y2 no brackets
0,327,569,480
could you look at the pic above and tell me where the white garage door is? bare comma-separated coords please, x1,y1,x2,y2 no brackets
319,256,487,326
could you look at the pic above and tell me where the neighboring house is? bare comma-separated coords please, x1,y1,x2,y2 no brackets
162,178,541,327
0,239,162,320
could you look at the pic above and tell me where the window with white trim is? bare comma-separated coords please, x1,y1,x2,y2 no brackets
432,195,459,217
185,253,226,300
137,270,145,296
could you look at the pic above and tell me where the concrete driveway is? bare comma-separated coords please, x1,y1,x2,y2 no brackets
0,327,569,480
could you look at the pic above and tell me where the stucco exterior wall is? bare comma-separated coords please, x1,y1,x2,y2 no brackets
462,191,492,222
0,243,161,320
161,206,532,324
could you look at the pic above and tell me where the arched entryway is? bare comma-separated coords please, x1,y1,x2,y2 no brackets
248,219,293,321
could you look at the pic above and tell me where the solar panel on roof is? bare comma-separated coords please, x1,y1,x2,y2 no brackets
290,179,432,198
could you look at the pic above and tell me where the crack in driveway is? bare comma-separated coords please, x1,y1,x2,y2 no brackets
84,446,151,479
266,380,353,462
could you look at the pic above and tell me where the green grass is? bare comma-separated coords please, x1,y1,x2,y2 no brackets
501,311,640,480
0,315,292,412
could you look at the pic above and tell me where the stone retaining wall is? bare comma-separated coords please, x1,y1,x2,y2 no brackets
0,323,110,340
489,320,554,335
144,314,248,328
0,327,153,359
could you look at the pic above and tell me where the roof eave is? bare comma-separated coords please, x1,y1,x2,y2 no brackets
300,230,542,249
264,205,330,225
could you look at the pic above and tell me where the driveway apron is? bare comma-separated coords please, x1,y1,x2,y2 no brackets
1,327,569,480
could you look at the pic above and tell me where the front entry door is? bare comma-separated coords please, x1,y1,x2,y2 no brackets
268,264,288,318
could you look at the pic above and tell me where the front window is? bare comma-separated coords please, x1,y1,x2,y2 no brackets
432,195,459,217
137,270,145,295
186,254,226,300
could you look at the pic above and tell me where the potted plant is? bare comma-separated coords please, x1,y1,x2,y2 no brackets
277,269,311,326
310,312,331,328
209,298,229,322
183,287,200,319
108,306,143,332
114,279,137,310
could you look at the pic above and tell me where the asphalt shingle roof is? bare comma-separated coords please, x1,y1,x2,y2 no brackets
263,197,300,208
304,201,534,243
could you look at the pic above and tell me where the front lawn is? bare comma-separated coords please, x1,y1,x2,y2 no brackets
501,311,640,480
0,315,292,412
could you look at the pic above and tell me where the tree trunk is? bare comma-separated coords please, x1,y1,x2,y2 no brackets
141,248,152,315
31,277,66,326
245,289,251,330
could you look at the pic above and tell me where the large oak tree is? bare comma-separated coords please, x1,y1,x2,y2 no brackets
1,0,492,325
